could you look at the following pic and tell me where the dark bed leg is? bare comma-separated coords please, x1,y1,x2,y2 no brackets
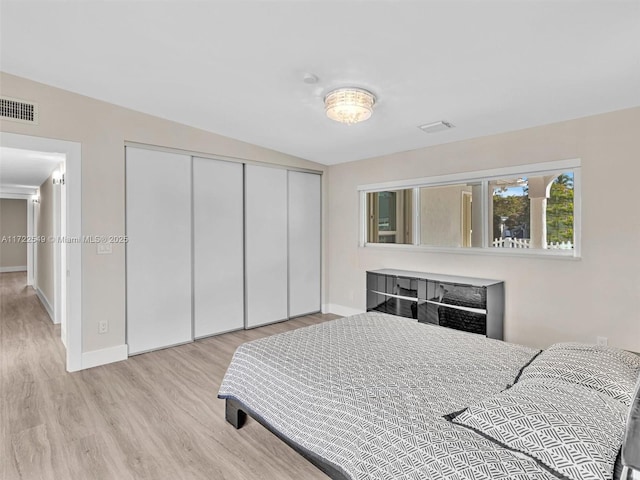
225,398,247,429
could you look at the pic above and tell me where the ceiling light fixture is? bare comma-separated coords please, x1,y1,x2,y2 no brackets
324,88,376,125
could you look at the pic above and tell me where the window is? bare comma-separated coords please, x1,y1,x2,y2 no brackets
360,160,580,256
366,190,413,244
419,182,481,248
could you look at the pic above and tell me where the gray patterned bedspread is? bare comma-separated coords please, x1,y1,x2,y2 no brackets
218,312,558,480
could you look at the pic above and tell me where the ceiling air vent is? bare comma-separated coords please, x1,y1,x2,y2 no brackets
418,121,454,134
0,96,39,125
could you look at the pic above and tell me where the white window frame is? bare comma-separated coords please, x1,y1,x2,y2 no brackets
358,159,581,258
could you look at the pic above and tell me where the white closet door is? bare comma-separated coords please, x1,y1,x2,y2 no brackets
193,157,244,337
245,164,288,328
288,171,321,317
126,147,192,355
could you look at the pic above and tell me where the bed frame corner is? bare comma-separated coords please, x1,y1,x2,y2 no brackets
225,398,247,429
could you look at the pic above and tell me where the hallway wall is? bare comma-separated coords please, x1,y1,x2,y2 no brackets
36,172,55,312
0,199,27,271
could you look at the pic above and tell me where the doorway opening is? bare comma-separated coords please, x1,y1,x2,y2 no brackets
0,132,82,371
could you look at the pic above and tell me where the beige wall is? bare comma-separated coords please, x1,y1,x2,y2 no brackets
0,199,27,269
0,72,326,354
327,107,640,353
35,174,55,308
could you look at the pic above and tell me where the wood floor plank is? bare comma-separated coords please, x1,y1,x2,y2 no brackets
1,272,340,479
65,433,135,480
10,423,71,480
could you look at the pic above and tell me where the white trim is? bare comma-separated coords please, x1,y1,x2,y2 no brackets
572,167,582,258
0,187,38,196
357,158,581,192
36,287,55,322
0,265,27,272
480,181,489,248
325,303,365,317
0,132,82,372
361,242,580,259
358,191,366,247
0,191,36,199
81,344,128,370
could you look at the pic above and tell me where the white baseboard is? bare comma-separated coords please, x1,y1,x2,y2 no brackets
0,265,27,273
35,288,55,323
82,344,128,370
323,303,366,318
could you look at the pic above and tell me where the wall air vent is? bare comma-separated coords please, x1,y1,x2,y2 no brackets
0,96,39,125
418,121,454,134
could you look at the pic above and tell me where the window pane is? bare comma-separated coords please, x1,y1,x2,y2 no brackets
367,189,413,244
419,183,481,247
546,173,574,247
491,177,530,246
491,171,574,250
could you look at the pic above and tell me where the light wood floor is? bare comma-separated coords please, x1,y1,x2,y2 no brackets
1,272,339,480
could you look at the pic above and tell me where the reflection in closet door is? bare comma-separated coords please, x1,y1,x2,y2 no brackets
245,164,288,328
288,171,321,317
193,157,244,337
126,147,192,355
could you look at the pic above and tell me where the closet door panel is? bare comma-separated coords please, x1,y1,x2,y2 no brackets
245,165,288,328
126,147,192,355
288,171,321,317
193,157,244,337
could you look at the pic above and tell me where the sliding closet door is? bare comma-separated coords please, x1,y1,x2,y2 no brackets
193,157,244,337
245,164,288,328
288,171,321,317
126,147,192,355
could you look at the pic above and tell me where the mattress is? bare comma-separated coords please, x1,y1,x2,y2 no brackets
218,312,561,480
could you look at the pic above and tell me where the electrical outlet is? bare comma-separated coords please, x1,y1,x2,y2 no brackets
596,336,608,346
99,321,108,334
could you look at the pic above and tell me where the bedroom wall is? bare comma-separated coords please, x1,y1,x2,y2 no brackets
0,72,326,358
0,198,27,270
326,107,640,353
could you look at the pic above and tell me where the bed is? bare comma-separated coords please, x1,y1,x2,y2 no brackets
218,312,640,480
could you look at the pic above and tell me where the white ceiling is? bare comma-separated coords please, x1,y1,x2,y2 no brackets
0,147,64,189
1,1,639,165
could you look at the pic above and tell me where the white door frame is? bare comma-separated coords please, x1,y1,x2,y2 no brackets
0,132,82,372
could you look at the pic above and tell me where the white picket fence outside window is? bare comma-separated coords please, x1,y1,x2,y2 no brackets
492,237,573,250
